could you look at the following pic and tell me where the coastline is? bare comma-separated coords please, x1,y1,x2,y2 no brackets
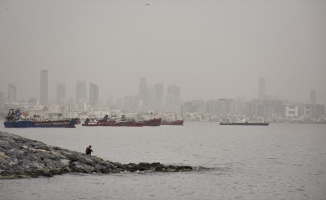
0,131,192,179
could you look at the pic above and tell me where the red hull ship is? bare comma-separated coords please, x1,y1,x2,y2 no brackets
82,115,143,127
161,119,184,125
143,118,162,126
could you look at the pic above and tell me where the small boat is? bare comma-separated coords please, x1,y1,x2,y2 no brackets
161,119,184,125
4,109,77,128
143,118,162,126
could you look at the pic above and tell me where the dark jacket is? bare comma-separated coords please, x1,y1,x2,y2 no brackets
86,147,93,155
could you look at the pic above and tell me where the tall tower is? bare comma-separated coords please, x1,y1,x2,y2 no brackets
76,81,87,102
89,83,99,106
154,83,164,109
139,78,149,106
310,90,316,105
40,70,48,106
258,78,266,100
8,83,17,104
166,84,180,110
56,83,66,105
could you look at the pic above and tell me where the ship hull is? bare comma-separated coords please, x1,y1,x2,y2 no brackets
220,122,269,126
161,120,184,125
82,121,143,127
143,118,162,126
4,118,78,128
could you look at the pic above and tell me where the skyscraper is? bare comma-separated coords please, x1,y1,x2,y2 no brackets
258,78,266,100
89,83,99,106
56,83,66,105
154,83,164,109
40,70,48,106
0,92,5,109
8,84,16,104
310,90,316,105
166,85,180,111
76,81,87,102
139,78,149,106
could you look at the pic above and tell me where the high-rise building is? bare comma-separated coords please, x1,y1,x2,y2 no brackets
139,78,149,106
258,78,266,100
89,83,99,106
8,83,16,104
310,90,316,105
167,85,180,105
166,85,181,111
40,70,48,106
0,92,5,109
76,81,87,102
133,94,141,110
56,83,66,105
154,83,164,109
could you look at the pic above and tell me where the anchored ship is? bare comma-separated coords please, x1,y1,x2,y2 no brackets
4,109,78,128
219,118,269,126
82,115,143,127
143,118,162,126
219,122,269,126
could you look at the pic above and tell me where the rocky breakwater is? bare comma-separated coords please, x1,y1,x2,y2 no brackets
0,131,192,179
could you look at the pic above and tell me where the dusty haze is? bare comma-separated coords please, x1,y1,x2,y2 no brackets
1,0,325,104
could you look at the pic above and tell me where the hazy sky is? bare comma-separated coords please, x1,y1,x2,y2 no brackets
1,0,325,104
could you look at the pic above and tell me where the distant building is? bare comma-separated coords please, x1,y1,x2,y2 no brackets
133,94,141,110
302,104,312,117
0,92,4,109
166,85,180,111
106,95,113,107
310,90,316,105
40,70,48,106
312,104,325,117
89,83,99,106
116,99,122,108
28,98,38,106
217,99,231,114
148,87,154,108
76,81,87,102
154,83,164,110
123,96,133,108
56,83,66,105
139,78,149,107
285,105,299,117
258,78,266,100
8,83,16,104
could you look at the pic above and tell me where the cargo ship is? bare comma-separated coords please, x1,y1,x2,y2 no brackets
161,119,184,125
143,118,162,126
4,109,78,128
219,118,269,126
219,122,269,126
82,115,143,127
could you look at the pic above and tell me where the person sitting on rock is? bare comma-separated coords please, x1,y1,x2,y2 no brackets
85,145,93,155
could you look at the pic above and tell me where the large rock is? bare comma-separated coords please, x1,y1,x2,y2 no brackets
0,131,192,179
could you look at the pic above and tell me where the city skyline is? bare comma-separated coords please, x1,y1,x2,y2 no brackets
0,72,324,107
0,1,325,105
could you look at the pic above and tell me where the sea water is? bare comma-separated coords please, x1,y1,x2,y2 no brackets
0,122,325,200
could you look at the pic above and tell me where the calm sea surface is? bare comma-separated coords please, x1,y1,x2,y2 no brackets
0,122,326,200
